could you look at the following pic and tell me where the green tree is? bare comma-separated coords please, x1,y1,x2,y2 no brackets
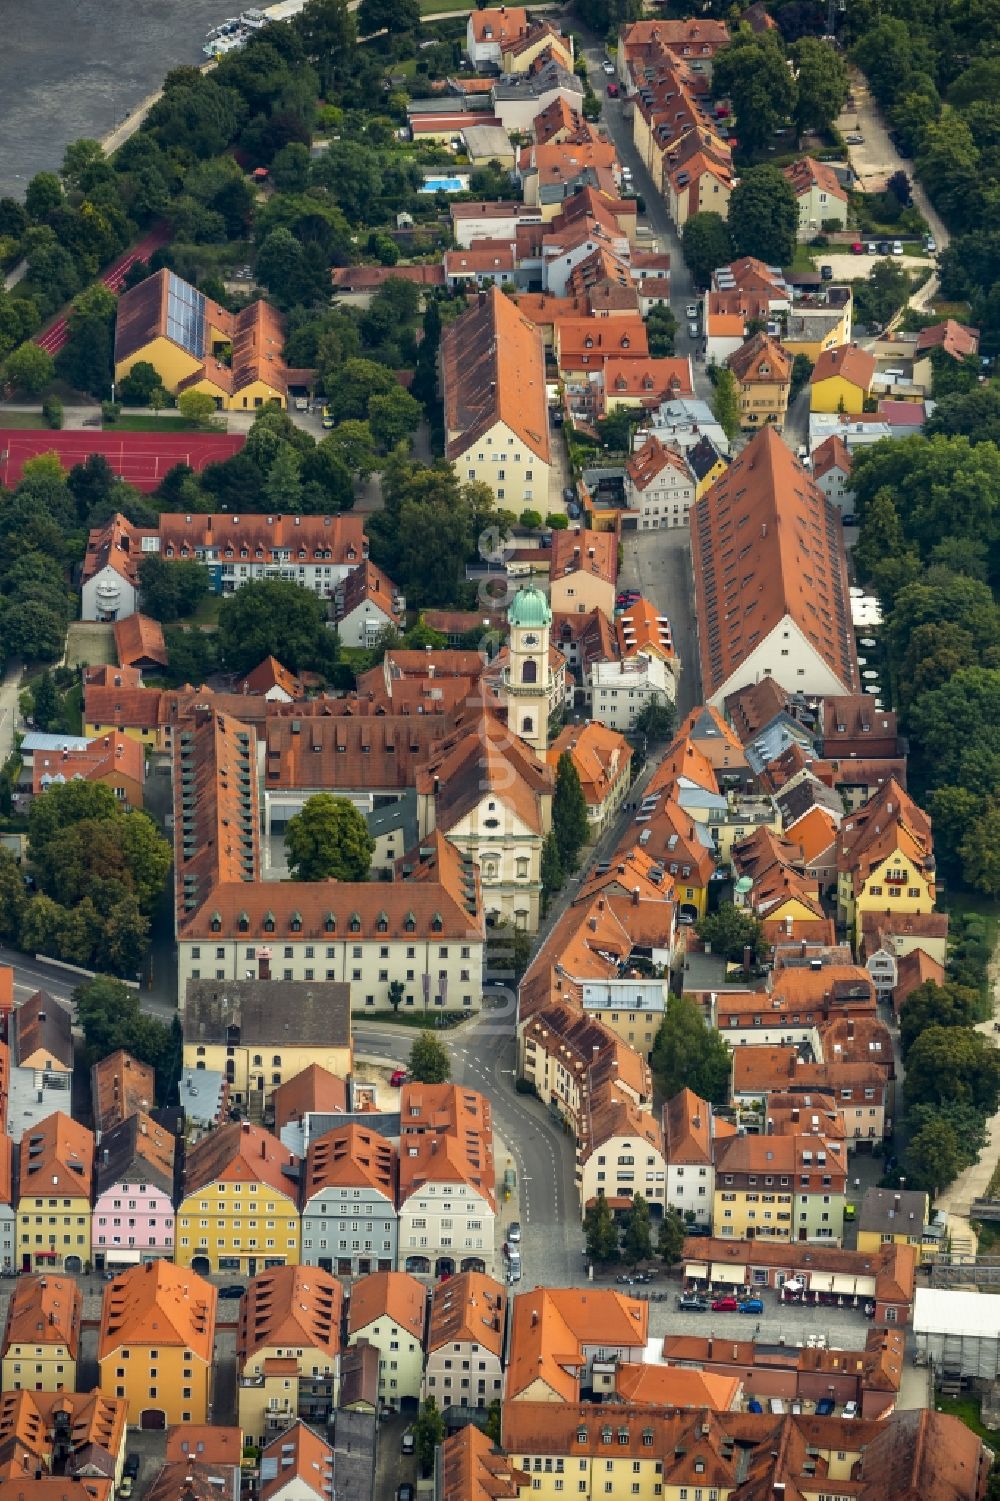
74,974,175,1093
646,305,677,357
4,340,53,395
484,1400,501,1445
264,443,303,512
408,1028,451,1084
853,258,912,328
368,386,422,450
217,578,339,677
583,1190,619,1264
553,751,590,871
138,556,209,623
285,793,375,881
696,905,766,965
712,34,796,157
905,1025,1000,1116
0,849,26,942
899,980,982,1060
31,671,61,732
652,997,731,1106
118,359,162,406
791,37,849,136
657,1208,686,1264
25,171,63,221
903,1114,963,1197
711,366,741,439
412,1396,445,1479
960,800,1000,896
634,694,677,743
331,357,398,422
728,166,800,268
681,212,735,289
177,390,219,426
622,1193,653,1265
61,139,106,190
56,282,117,397
790,353,813,399
297,0,358,95
541,830,564,903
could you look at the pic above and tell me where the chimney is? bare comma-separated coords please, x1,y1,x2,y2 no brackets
632,886,640,906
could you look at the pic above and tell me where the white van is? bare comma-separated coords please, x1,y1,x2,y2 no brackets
769,1398,786,1415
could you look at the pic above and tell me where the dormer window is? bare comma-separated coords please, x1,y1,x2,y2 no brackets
210,913,222,934
238,912,250,933
324,913,336,933
290,912,302,933
431,913,443,933
350,913,361,933
376,912,389,934
404,913,416,933
263,912,276,934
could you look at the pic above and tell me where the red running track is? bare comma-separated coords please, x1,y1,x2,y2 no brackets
0,428,244,492
34,222,171,357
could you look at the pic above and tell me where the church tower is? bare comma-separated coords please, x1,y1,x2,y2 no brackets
505,586,552,752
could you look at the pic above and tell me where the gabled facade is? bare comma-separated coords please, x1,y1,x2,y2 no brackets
1,1274,82,1392
397,1084,497,1280
624,435,696,528
422,1271,506,1409
176,1122,301,1275
237,1265,344,1445
727,331,791,430
16,1114,94,1273
301,1125,397,1279
98,1259,216,1428
783,157,849,240
810,343,876,415
92,1112,176,1270
346,1271,427,1411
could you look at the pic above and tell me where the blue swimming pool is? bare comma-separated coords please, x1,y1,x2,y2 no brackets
420,175,469,194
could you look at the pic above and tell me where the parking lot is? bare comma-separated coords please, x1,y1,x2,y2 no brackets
815,249,935,284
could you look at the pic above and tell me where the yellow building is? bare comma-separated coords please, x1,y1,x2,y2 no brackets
16,1111,94,1273
782,302,852,363
690,435,728,499
113,268,289,412
98,1259,217,1428
810,342,875,415
346,1271,427,1412
237,1264,343,1447
728,331,791,431
1,1274,82,1392
182,977,352,1114
501,21,572,73
836,779,936,943
176,1121,301,1276
856,1187,930,1265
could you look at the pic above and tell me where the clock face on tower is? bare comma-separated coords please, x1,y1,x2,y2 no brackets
522,633,539,646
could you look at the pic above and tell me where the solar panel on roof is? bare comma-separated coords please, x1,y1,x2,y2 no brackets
165,272,206,359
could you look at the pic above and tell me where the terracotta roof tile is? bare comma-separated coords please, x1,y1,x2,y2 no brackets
304,1124,395,1204
783,156,848,203
727,330,791,384
427,1271,506,1358
19,1112,93,1199
811,342,876,391
442,287,550,467
238,1264,343,1363
914,319,980,360
548,722,632,808
114,613,167,669
272,1064,348,1132
347,1270,426,1339
506,1288,647,1401
2,1275,82,1359
691,428,857,701
98,1259,216,1361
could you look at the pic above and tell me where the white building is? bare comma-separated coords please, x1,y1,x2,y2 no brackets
691,428,858,709
397,1083,497,1281
662,1088,720,1230
346,1271,427,1411
625,434,696,528
334,561,403,649
466,5,529,69
422,1271,506,1410
784,158,849,241
590,652,676,732
576,1092,667,1217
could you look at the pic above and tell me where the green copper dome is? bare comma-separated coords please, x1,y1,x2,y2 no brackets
508,585,552,629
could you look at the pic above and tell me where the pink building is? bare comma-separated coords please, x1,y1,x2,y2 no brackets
92,1112,176,1270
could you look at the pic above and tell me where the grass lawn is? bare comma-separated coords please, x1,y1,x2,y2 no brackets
113,415,204,432
787,244,817,274
420,0,473,14
0,411,47,428
932,298,974,321
61,682,83,735
176,594,223,628
942,890,1000,956
351,1009,469,1028
935,1394,1000,1450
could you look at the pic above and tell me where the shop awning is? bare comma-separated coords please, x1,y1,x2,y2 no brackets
685,1262,708,1278
832,1274,858,1294
810,1273,835,1292
712,1266,746,1285
105,1250,142,1265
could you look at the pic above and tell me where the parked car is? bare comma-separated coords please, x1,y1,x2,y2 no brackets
815,1398,835,1416
866,242,877,254
124,1457,140,1481
685,302,700,320
820,264,833,280
747,1399,763,1413
845,132,864,144
616,1273,634,1285
398,1487,415,1501
851,242,865,254
688,321,699,338
219,1284,247,1300
119,1481,133,1499
607,82,619,97
321,406,334,428
841,513,858,527
892,240,904,255
843,1401,859,1419
390,1069,407,1087
401,1432,415,1456
711,1296,739,1312
878,240,891,255
925,237,937,253
563,486,576,503
508,1221,521,1243
738,1297,764,1314
677,1293,709,1312
602,59,615,74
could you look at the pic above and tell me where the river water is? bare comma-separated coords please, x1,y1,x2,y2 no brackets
0,0,243,197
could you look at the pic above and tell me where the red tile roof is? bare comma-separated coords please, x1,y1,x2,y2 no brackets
114,614,167,669
811,342,876,392
442,286,550,467
691,427,857,700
